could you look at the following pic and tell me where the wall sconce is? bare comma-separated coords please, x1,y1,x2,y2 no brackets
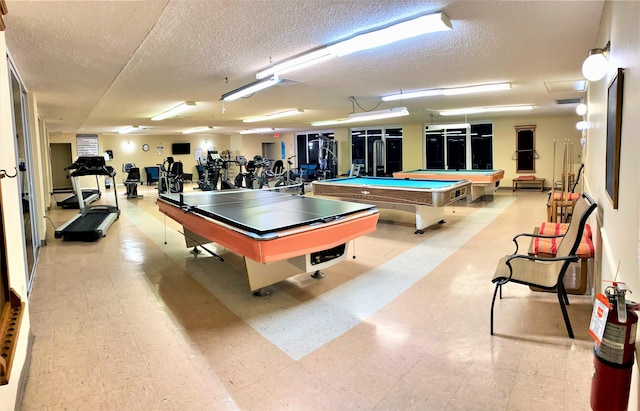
576,103,588,116
582,41,610,81
576,120,590,130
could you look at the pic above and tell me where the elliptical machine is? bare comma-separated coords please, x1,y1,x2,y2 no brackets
158,157,184,194
197,151,223,191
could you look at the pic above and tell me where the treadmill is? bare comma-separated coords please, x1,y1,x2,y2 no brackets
54,156,120,242
53,173,101,209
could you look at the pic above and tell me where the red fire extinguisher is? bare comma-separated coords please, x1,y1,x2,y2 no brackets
590,282,638,411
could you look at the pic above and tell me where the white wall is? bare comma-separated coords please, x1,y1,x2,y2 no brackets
585,1,640,293
583,1,640,408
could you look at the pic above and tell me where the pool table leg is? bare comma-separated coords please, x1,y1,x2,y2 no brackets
415,205,446,234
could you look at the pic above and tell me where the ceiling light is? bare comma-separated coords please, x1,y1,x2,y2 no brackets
426,123,471,130
119,125,142,134
327,12,452,57
310,118,351,127
383,82,511,102
347,107,410,121
243,109,304,123
151,101,196,121
182,126,214,134
256,49,334,79
239,128,276,135
439,105,534,116
311,107,409,127
576,103,588,116
256,11,451,79
582,41,610,81
221,76,281,102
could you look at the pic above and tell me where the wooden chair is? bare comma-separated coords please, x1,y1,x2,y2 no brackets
547,164,584,223
491,193,597,338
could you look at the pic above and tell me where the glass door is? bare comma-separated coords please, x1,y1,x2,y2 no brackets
9,59,38,292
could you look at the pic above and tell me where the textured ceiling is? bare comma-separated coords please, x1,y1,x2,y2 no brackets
4,0,604,136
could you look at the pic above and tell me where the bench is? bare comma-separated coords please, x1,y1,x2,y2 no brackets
528,222,594,294
512,176,545,192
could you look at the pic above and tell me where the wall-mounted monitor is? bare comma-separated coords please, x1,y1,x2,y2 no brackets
171,142,191,155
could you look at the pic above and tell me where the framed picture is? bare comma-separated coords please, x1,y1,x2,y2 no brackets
605,68,624,209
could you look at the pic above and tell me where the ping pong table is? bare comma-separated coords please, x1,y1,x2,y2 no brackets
157,189,379,295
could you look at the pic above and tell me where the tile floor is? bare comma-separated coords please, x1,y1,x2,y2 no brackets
22,183,596,410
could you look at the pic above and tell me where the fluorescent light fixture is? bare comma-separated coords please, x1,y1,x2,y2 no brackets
582,41,610,81
256,11,451,79
256,49,334,79
239,128,276,135
221,76,281,102
440,105,534,116
311,107,409,127
119,125,142,134
383,82,511,102
426,123,471,130
347,107,410,121
182,126,214,134
327,12,452,57
243,109,304,123
310,118,351,127
151,101,196,121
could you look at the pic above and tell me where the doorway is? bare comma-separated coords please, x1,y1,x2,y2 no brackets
50,143,73,190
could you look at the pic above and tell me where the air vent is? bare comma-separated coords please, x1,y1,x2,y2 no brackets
556,98,582,105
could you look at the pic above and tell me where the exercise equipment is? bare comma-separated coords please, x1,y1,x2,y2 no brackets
196,151,223,191
123,167,143,199
54,156,120,241
233,155,249,188
54,164,102,209
158,157,184,194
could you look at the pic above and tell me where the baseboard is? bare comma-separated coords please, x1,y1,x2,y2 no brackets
13,331,34,411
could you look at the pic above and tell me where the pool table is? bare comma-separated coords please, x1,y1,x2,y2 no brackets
393,169,504,202
312,176,471,234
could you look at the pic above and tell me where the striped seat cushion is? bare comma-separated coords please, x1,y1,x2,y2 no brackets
533,222,594,258
550,192,581,201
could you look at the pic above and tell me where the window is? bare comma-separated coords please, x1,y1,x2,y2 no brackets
424,123,493,170
471,123,494,169
350,127,403,176
295,131,336,179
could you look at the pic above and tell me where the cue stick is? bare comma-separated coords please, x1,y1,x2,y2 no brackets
562,140,569,222
550,139,556,222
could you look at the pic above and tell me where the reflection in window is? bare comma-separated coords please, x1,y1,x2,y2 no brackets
350,127,403,176
295,131,336,179
425,123,493,170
